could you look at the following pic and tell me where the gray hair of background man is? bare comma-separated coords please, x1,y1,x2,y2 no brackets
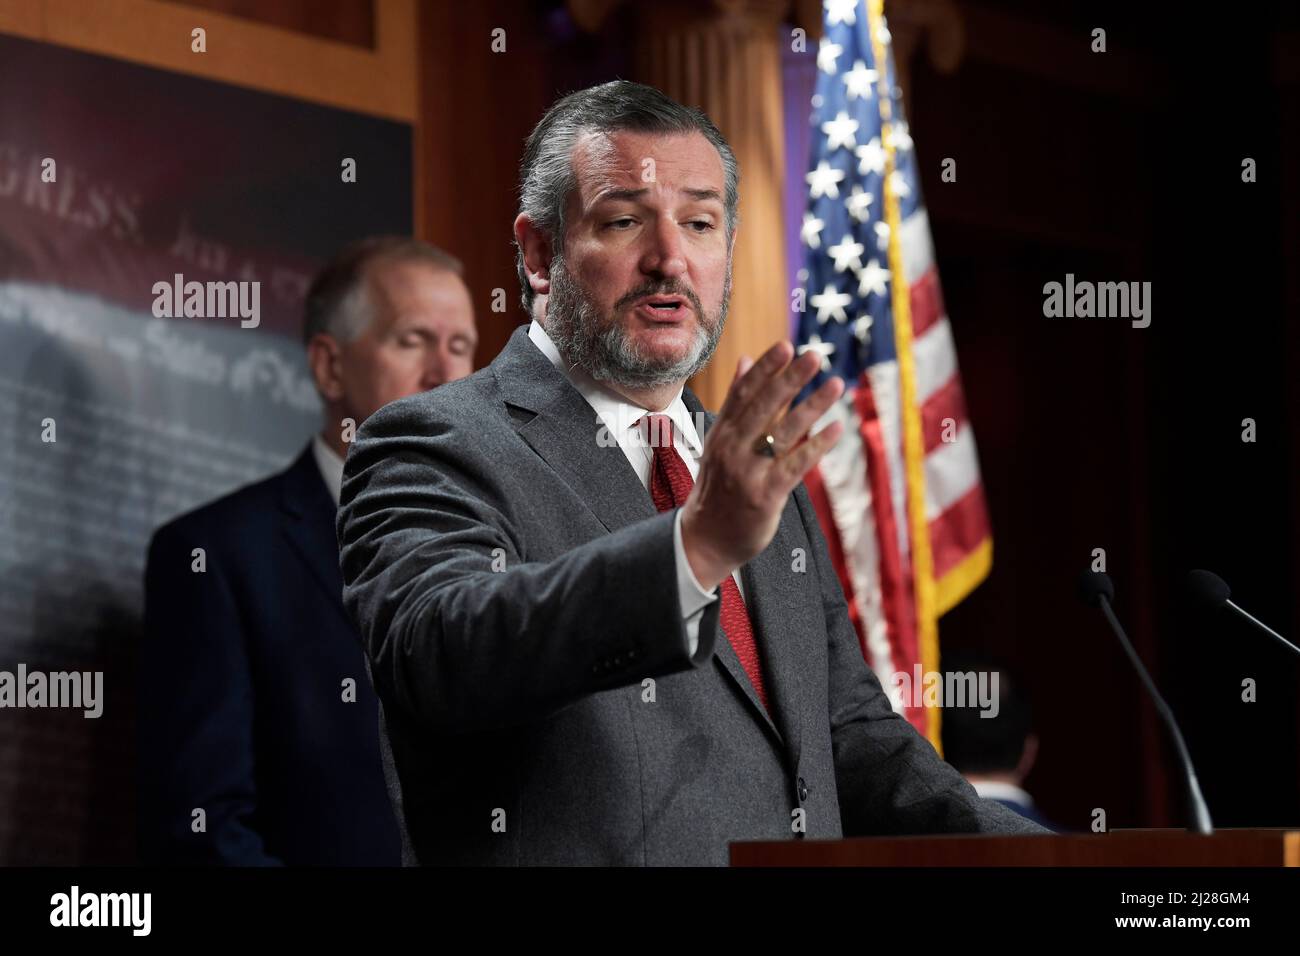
302,235,464,344
514,79,741,315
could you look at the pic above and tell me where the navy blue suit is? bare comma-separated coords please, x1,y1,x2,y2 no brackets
988,797,1060,833
139,444,401,865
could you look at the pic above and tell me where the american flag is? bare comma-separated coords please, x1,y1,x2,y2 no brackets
795,0,992,748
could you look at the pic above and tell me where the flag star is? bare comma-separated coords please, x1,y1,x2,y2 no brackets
810,283,853,324
888,169,911,198
824,0,858,27
821,111,859,152
799,333,837,371
855,137,885,175
874,220,891,250
888,122,913,152
842,60,878,100
845,185,874,223
858,260,890,298
853,314,874,344
827,235,865,275
800,211,826,248
817,38,843,74
879,19,892,45
806,161,846,199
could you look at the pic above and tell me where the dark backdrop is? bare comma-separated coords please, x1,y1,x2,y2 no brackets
914,1,1300,830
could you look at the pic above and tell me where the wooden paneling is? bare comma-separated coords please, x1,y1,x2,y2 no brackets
160,0,376,47
0,0,416,121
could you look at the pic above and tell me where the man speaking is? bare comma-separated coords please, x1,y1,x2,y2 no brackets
338,81,1044,866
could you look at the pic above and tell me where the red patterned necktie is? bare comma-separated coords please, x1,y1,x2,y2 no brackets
641,414,769,712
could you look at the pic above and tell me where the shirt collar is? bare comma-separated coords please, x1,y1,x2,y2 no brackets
527,319,703,457
970,780,1035,807
312,433,345,507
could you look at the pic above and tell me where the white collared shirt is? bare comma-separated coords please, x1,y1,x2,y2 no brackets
527,320,739,656
312,433,345,507
970,780,1036,809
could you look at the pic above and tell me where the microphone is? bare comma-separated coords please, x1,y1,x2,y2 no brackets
1077,570,1214,834
1186,569,1300,657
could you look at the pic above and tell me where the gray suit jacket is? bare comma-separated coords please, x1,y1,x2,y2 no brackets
337,326,1044,865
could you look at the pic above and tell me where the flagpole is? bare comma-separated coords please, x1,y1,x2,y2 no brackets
867,0,944,754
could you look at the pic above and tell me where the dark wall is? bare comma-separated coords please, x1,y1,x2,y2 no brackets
918,1,1300,830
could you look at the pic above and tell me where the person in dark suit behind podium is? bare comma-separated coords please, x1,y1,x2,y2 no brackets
337,81,1046,866
139,237,478,864
941,652,1061,832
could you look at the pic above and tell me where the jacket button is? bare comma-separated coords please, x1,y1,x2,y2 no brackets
797,777,809,802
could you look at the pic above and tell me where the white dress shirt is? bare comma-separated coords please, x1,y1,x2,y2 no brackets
527,320,743,656
971,780,1036,809
312,433,345,507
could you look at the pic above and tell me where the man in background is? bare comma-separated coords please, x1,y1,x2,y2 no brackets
941,651,1060,832
139,237,477,864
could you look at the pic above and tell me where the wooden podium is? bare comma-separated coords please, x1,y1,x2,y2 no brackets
731,829,1300,866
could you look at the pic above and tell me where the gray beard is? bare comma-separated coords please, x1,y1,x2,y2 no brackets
544,255,729,391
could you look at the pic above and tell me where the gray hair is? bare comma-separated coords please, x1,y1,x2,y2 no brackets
514,80,740,314
302,236,463,345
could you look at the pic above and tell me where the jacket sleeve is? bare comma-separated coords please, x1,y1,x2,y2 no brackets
138,523,285,866
793,486,1048,836
336,396,721,737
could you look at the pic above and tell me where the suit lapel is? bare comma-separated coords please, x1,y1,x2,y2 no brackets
278,444,353,629
492,327,804,764
517,390,658,535
494,328,658,535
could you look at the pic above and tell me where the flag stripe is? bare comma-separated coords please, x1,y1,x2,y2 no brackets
899,208,934,284
910,267,944,338
914,317,957,404
921,373,968,454
866,360,910,561
929,483,993,580
856,380,924,729
923,423,982,520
